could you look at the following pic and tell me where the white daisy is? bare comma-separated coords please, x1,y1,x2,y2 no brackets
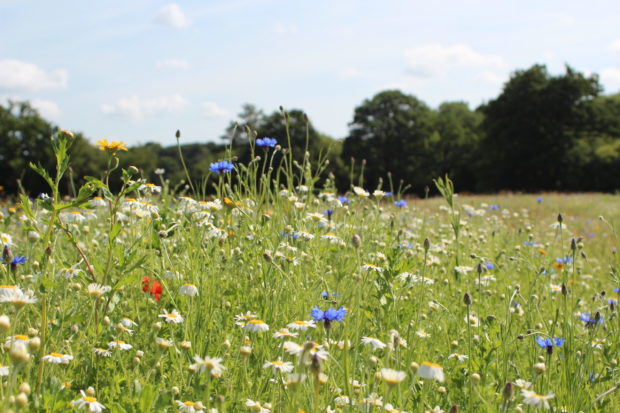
159,309,184,324
71,390,106,412
361,336,387,350
417,361,445,382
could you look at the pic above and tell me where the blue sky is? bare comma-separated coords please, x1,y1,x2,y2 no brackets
1,0,619,146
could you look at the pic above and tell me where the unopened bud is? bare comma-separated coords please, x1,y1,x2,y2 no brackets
502,382,513,400
0,315,10,332
463,293,472,306
423,238,430,251
16,393,28,407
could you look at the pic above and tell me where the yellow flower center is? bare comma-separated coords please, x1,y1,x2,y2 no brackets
83,396,97,403
14,335,28,341
272,361,285,366
184,401,196,406
166,313,178,318
422,361,441,368
50,352,64,357
248,319,264,324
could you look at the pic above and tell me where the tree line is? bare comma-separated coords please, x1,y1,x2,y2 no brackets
1,63,619,197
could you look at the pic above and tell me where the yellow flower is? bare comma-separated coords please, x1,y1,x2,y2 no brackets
97,139,128,153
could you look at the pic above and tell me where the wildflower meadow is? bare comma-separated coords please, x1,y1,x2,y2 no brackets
0,128,619,413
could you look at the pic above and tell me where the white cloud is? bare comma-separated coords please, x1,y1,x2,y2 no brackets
610,39,620,55
154,3,191,28
404,44,507,79
478,70,505,86
156,59,190,69
30,99,62,119
202,102,228,118
600,67,620,92
100,94,188,120
0,59,68,92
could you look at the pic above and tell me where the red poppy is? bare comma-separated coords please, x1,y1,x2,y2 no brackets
150,280,162,302
142,276,151,292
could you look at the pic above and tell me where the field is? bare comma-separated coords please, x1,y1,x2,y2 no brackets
0,132,619,413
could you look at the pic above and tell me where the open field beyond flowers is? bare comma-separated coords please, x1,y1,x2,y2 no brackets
0,131,619,413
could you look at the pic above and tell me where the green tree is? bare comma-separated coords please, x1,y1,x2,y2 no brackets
342,90,436,192
477,64,602,191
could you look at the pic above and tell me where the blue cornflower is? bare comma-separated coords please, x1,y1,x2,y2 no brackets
485,263,494,270
394,200,406,208
614,287,620,293
209,160,234,174
536,197,543,203
311,305,347,327
325,209,333,219
523,241,536,246
608,299,617,306
536,336,564,353
11,256,27,265
321,291,338,299
337,196,350,205
489,204,500,210
384,192,393,197
579,312,603,326
256,137,277,148
555,257,573,264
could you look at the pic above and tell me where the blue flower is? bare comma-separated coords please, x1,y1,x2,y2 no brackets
536,197,543,203
256,137,277,148
337,196,350,205
523,241,536,247
489,204,500,210
536,336,564,355
614,287,620,293
394,200,406,207
11,256,27,265
311,305,347,325
579,312,604,326
607,299,617,306
325,209,333,219
555,257,573,264
485,263,494,270
384,192,393,197
209,161,234,174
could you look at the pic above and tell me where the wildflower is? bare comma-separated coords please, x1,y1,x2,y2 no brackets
190,355,226,377
164,271,183,280
0,364,9,376
514,379,532,389
245,399,271,412
71,390,106,412
87,284,111,298
273,328,298,339
256,137,277,148
535,337,564,354
97,139,128,153
287,320,317,331
353,187,369,197
337,195,350,205
361,337,387,350
454,266,473,275
150,280,163,302
416,330,431,338
262,359,294,373
384,403,408,413
361,263,384,272
591,338,606,349
244,319,269,332
179,284,199,296
94,348,112,357
394,200,407,207
108,340,133,350
579,312,603,326
448,353,469,362
0,287,37,306
42,352,73,364
464,315,479,327
159,309,184,324
209,161,234,174
234,311,257,326
56,267,83,279
380,368,407,386
176,400,206,412
120,318,137,329
310,306,347,328
1,233,12,246
156,337,173,348
553,257,572,270
521,389,554,409
417,362,445,382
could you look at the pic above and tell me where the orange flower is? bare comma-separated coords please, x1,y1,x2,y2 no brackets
97,139,128,153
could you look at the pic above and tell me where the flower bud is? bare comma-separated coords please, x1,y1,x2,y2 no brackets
0,315,10,332
19,383,31,395
533,362,546,374
502,382,513,400
463,293,472,306
16,393,28,407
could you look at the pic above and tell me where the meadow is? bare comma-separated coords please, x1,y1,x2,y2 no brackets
0,130,619,412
